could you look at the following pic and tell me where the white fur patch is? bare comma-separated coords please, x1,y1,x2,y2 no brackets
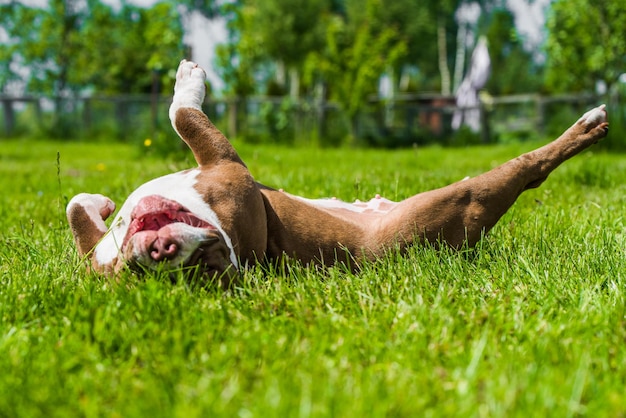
67,193,114,233
579,104,607,125
130,222,210,268
168,60,206,135
93,169,237,268
294,195,396,214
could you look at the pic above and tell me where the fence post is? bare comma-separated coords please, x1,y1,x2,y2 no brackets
228,98,238,138
479,102,490,143
83,97,91,136
2,98,14,137
535,95,545,136
34,97,42,127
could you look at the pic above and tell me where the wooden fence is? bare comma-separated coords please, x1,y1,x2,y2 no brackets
0,92,608,146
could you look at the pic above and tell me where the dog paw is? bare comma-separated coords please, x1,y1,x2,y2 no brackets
577,104,609,133
169,60,206,119
67,193,116,221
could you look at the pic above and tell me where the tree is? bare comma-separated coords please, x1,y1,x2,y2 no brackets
78,1,184,94
545,0,626,93
342,0,458,95
0,0,184,95
482,9,542,95
306,0,406,142
432,0,463,95
259,0,329,97
214,1,262,97
0,0,184,138
175,0,222,18
0,4,35,92
0,0,85,95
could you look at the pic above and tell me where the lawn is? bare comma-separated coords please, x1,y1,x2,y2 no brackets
1,137,626,417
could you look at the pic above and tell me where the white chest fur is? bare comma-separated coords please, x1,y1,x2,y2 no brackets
94,169,237,268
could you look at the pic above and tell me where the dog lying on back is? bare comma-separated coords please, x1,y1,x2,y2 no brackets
67,60,609,285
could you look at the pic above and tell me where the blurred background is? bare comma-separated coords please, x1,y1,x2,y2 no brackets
0,0,625,149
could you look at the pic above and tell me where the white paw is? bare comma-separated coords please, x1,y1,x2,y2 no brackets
578,104,607,127
169,59,207,122
67,193,116,221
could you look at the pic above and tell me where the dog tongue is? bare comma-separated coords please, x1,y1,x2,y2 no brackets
123,195,215,250
131,195,184,219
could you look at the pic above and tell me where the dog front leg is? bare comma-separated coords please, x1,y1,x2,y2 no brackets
66,193,115,260
375,105,609,250
169,60,245,168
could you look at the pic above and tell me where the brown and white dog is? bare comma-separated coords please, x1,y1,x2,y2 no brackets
67,60,609,285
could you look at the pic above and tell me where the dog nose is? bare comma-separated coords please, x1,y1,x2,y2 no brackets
150,237,178,261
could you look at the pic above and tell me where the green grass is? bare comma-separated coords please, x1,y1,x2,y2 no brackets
1,138,626,417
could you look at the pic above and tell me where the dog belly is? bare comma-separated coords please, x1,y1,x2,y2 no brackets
294,195,397,214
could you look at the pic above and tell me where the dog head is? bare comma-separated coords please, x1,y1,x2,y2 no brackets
120,195,237,286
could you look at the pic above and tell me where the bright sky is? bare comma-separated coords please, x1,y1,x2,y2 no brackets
182,11,227,92
507,0,551,51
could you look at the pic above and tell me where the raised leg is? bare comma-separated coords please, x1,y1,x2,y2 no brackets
169,60,244,168
374,105,609,250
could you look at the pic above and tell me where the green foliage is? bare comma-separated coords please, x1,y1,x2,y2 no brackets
305,0,407,143
449,125,483,146
374,0,440,80
2,139,626,416
340,0,442,90
0,0,184,95
0,0,80,94
257,97,298,144
70,1,184,94
250,0,329,68
4,0,623,147
215,1,261,97
82,2,184,94
0,5,38,90
0,0,184,139
216,0,329,98
482,9,543,95
545,0,626,93
176,0,222,18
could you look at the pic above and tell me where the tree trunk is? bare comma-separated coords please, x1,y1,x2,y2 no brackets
452,23,467,94
276,61,286,87
349,113,359,145
437,20,451,96
288,67,299,99
2,99,14,137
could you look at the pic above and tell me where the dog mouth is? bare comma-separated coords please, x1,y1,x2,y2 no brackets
121,195,237,287
122,195,215,250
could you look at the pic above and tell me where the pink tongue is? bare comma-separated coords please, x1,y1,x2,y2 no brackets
123,195,216,250
131,195,184,219
123,196,186,249
142,212,176,230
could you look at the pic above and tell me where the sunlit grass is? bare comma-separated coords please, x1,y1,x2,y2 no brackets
1,138,625,416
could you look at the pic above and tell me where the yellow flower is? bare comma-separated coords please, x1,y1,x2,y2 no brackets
96,163,106,171
144,138,152,147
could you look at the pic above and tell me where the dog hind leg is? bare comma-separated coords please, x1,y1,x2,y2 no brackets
372,105,609,251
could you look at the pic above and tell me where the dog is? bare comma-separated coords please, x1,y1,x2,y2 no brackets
67,60,609,286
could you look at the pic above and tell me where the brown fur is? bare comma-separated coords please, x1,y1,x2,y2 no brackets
174,106,609,271
67,103,608,282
